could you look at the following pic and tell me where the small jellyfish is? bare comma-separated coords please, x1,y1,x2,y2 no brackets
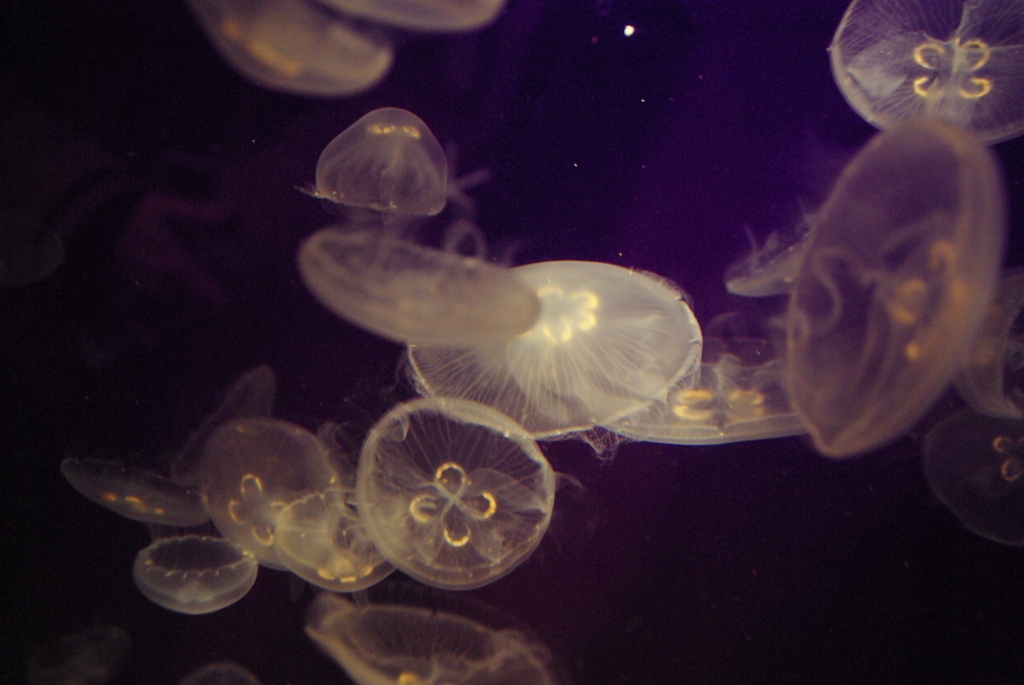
355,398,555,590
923,409,1024,545
314,0,508,33
956,267,1024,419
305,593,557,685
830,0,1024,144
178,661,261,685
273,488,394,593
407,260,703,438
297,227,540,345
724,213,814,297
185,0,393,97
198,418,338,568
303,108,448,217
132,535,258,614
27,624,131,685
60,458,209,526
786,118,1007,457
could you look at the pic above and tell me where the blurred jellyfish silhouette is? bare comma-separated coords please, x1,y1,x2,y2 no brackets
830,0,1024,144
177,661,262,685
27,624,131,685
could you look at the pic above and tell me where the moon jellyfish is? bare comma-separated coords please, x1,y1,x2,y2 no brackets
956,268,1024,419
60,458,209,527
27,624,131,685
408,260,702,438
185,0,393,97
355,398,555,590
132,535,258,614
923,409,1024,545
830,0,1024,144
298,227,540,345
306,593,557,685
786,118,1006,457
724,214,814,297
198,418,338,568
178,661,261,685
315,0,508,33
303,108,448,217
273,488,394,592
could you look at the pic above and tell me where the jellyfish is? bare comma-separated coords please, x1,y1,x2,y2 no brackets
922,408,1024,545
273,488,395,593
305,593,557,685
27,624,131,685
355,397,555,590
314,0,508,33
60,458,210,527
785,118,1007,458
724,213,815,298
830,0,1024,144
297,226,540,345
198,417,338,568
955,267,1024,419
185,0,393,97
302,108,449,219
178,661,261,685
132,535,259,614
407,260,703,438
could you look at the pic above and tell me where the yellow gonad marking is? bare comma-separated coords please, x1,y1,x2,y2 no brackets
672,387,714,422
913,42,946,69
905,341,921,361
471,492,497,519
928,240,956,272
959,77,992,98
367,124,422,139
240,473,264,495
1001,457,1023,482
993,435,1014,453
100,492,118,503
726,389,765,420
398,673,424,685
228,499,247,524
247,40,302,78
444,527,471,547
535,286,600,343
956,38,991,71
888,279,928,326
409,493,438,523
913,76,936,97
252,521,274,546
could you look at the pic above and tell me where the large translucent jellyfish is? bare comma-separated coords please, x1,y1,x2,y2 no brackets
786,118,1006,457
178,661,261,685
185,0,393,97
355,397,555,590
132,535,258,614
724,214,815,297
27,624,131,685
407,260,703,438
297,227,540,345
315,0,508,33
198,417,338,568
305,593,557,685
956,268,1024,419
923,409,1024,545
60,458,209,527
830,0,1024,144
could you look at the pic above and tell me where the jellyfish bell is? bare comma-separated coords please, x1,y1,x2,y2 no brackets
355,397,556,590
830,0,1024,144
301,108,448,217
313,0,508,33
923,408,1024,545
297,226,540,346
408,260,703,438
724,213,815,298
785,117,1007,458
186,0,393,97
178,661,261,685
132,535,258,614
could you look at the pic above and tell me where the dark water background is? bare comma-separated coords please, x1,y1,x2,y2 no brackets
3,1,1024,683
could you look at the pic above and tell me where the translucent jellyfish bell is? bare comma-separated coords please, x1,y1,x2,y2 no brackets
198,418,338,568
408,260,703,437
305,108,448,216
315,0,507,33
956,268,1024,419
186,0,393,97
27,624,131,685
786,118,1007,458
923,409,1024,545
724,214,814,297
298,227,540,345
178,661,261,685
132,535,258,614
305,593,557,685
830,0,1024,144
355,398,555,590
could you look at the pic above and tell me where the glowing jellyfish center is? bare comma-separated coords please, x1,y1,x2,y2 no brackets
409,461,498,548
227,473,287,547
367,122,421,139
532,285,599,344
912,37,992,99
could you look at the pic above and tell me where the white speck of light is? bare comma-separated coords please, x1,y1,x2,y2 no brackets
623,25,635,36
